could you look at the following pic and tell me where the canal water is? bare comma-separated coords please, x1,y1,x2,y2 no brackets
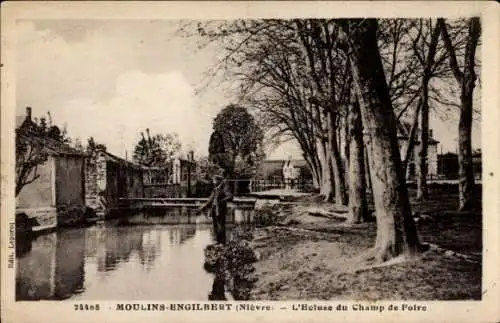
16,207,254,301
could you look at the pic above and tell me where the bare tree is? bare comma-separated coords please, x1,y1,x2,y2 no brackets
15,129,49,196
438,17,481,211
411,19,442,200
16,109,72,196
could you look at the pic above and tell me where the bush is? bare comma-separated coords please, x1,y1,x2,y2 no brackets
203,226,259,300
253,205,281,227
204,243,226,272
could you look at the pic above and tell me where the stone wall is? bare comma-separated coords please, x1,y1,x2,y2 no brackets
84,150,145,215
17,154,88,231
16,157,54,209
84,151,107,216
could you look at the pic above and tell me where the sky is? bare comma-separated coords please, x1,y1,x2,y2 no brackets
16,19,480,161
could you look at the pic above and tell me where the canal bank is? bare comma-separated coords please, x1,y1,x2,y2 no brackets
223,187,482,301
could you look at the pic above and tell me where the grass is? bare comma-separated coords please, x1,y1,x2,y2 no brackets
240,185,483,301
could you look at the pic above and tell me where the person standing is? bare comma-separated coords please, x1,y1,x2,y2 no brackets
197,175,233,245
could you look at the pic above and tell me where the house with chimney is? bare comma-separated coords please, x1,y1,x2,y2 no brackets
16,107,87,232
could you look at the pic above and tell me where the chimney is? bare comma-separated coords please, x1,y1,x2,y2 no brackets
189,150,194,161
26,107,32,120
429,129,433,138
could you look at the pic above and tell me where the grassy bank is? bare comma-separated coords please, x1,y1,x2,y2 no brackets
218,185,482,301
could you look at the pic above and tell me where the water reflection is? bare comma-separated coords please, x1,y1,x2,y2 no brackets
209,272,227,301
16,207,253,301
16,229,85,300
114,206,254,226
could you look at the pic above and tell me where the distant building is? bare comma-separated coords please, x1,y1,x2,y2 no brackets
282,159,302,189
397,123,440,180
255,158,312,191
437,151,482,181
16,107,87,232
172,153,197,196
255,123,440,189
255,160,286,182
140,151,197,198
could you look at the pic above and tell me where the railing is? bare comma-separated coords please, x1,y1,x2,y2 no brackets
249,179,312,193
118,197,256,209
405,173,482,183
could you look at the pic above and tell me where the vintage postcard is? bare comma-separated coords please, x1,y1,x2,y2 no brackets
1,1,499,323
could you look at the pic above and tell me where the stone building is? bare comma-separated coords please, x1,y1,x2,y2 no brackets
16,107,87,232
84,149,145,217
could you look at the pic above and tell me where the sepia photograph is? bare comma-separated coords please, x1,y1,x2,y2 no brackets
2,2,499,323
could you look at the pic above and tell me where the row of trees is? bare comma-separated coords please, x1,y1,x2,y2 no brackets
184,17,481,263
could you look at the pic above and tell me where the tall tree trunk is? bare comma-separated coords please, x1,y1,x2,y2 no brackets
416,20,440,201
346,19,420,261
344,109,350,164
304,153,320,190
402,100,421,177
347,101,369,223
343,108,351,188
438,18,480,211
364,147,372,195
458,18,480,211
312,169,320,190
317,138,334,201
458,92,475,211
416,85,429,200
328,111,348,206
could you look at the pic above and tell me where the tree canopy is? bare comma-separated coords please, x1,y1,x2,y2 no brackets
132,129,182,167
209,104,265,178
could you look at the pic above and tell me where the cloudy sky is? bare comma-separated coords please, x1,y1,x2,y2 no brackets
16,19,480,160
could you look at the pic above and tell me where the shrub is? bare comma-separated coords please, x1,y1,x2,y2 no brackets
253,205,281,227
203,225,259,300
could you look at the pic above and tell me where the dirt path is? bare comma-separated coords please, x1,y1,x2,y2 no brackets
245,188,482,300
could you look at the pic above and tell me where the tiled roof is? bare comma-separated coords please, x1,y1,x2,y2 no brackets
99,150,145,170
16,128,86,157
